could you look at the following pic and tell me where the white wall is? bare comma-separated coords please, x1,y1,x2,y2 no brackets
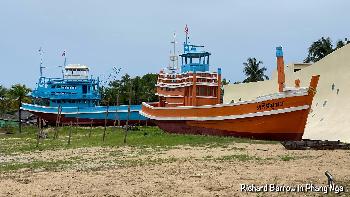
223,44,350,142
223,71,277,103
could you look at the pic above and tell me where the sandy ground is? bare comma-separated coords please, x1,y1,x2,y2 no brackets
1,143,350,197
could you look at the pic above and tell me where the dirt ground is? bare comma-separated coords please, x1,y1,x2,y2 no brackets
1,143,349,196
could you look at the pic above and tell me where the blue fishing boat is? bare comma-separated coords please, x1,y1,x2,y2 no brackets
21,63,148,126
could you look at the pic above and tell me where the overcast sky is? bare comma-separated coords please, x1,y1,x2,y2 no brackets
0,0,349,88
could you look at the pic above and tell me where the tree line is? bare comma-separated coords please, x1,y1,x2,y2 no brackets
100,73,158,106
0,84,31,115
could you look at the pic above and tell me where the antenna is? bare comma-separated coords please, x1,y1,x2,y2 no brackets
184,24,189,45
171,32,176,56
38,47,46,77
168,33,178,73
183,24,192,53
59,50,66,78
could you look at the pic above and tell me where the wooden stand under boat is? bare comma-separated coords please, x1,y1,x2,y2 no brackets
141,31,320,141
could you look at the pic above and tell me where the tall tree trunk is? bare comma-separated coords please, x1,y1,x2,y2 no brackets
18,97,22,133
124,92,131,144
103,104,109,142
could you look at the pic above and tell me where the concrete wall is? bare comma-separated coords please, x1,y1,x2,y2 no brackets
223,44,350,142
223,71,278,104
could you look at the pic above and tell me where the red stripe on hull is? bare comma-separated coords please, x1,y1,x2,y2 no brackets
29,111,152,126
153,109,309,141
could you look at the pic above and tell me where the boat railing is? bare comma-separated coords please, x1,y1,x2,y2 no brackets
255,87,309,101
31,90,100,100
38,77,98,87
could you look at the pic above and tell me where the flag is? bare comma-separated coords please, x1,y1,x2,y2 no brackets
62,50,66,57
184,24,189,35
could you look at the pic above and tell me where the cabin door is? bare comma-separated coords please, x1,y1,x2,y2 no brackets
82,85,87,94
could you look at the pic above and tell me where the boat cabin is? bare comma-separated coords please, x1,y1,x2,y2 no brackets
156,41,221,107
31,64,101,108
64,64,90,80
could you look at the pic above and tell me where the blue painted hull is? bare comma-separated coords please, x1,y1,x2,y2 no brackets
21,103,149,126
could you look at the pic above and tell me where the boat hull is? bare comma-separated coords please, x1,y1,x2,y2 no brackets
21,103,150,126
153,108,308,140
141,75,320,141
30,111,150,126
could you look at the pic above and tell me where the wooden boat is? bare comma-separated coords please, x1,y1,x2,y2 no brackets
21,63,148,126
141,30,319,140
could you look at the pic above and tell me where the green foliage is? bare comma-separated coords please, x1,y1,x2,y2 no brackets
0,84,31,114
101,73,158,105
0,85,6,100
304,37,334,63
304,37,349,63
0,122,17,134
221,78,230,85
242,58,269,83
0,85,9,114
8,84,31,101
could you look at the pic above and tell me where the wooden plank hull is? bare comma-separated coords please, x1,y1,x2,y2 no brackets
21,104,150,126
153,108,308,140
30,111,150,126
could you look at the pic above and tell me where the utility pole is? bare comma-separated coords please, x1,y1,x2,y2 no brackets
124,81,132,144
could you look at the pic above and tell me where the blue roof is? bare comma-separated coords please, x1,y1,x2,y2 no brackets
180,43,211,73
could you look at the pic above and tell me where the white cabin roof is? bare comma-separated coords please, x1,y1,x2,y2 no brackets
65,64,89,71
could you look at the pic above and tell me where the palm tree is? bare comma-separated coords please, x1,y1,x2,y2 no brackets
243,58,269,83
8,84,31,133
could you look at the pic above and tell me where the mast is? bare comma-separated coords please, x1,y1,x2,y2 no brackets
185,24,189,45
168,33,178,73
184,24,189,53
61,50,66,78
38,47,45,77
276,46,285,92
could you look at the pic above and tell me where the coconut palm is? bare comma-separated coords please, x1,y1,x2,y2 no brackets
243,58,269,83
8,84,31,133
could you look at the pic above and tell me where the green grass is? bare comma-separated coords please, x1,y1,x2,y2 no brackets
216,154,263,161
280,155,296,161
0,125,275,155
0,160,74,172
279,155,313,161
0,156,180,173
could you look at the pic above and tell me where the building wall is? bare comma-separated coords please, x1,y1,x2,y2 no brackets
223,71,278,104
223,44,350,142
